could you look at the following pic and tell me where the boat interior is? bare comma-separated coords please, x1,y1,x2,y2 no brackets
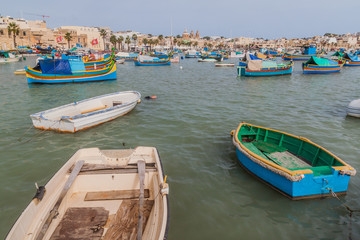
238,124,345,176
14,147,167,240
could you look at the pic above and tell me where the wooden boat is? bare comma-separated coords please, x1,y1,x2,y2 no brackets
14,68,26,75
171,56,180,63
25,58,117,84
5,146,169,240
232,122,356,199
0,51,22,63
30,91,141,133
215,63,234,67
302,57,345,74
343,53,360,66
184,49,199,58
347,99,360,118
83,53,113,69
116,59,125,64
283,46,318,61
115,52,138,61
237,60,293,77
134,55,171,66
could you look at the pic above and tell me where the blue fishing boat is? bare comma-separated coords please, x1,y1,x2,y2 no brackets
342,53,360,66
237,60,293,77
232,122,356,199
134,55,171,66
25,58,117,84
283,45,318,61
302,57,345,74
184,49,199,58
115,52,138,61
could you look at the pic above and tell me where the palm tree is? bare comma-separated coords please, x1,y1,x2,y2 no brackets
173,38,178,48
99,29,107,51
117,36,124,51
125,36,131,52
142,38,148,51
7,23,20,48
64,32,72,49
148,39,154,51
154,39,159,48
193,41,198,49
110,35,117,50
132,34,138,49
158,35,163,46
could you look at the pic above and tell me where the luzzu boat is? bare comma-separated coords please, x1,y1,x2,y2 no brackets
184,49,199,58
115,52,138,61
237,59,293,77
283,45,318,61
232,122,356,199
342,53,360,66
134,55,171,66
82,53,113,69
25,58,117,84
302,57,345,74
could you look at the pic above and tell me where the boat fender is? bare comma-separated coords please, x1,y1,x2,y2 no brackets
230,130,235,136
145,95,157,100
33,182,46,202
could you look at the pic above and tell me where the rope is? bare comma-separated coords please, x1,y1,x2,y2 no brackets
328,189,360,215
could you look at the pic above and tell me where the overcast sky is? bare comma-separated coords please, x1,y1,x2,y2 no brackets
2,0,359,39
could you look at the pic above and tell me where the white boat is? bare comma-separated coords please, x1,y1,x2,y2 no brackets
0,51,22,63
347,99,360,118
116,59,125,64
14,68,26,75
198,57,223,62
215,63,235,67
30,91,141,133
171,56,179,63
6,146,170,240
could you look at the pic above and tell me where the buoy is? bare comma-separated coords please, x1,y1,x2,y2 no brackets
230,130,235,136
180,66,183,69
137,99,142,104
145,95,157,100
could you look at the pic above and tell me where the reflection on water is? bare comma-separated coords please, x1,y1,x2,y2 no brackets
0,57,359,239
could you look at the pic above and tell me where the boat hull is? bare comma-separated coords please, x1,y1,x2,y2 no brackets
303,64,343,74
237,65,293,77
0,56,22,63
283,53,317,61
347,99,360,118
344,59,360,66
134,59,171,66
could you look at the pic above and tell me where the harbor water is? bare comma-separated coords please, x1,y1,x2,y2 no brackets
0,57,359,239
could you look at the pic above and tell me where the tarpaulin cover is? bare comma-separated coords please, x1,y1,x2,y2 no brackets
304,46,316,55
69,60,86,72
262,60,278,68
332,52,344,57
343,53,359,61
305,57,337,66
39,59,72,75
248,60,263,71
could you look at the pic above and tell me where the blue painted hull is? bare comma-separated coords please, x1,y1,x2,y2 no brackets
239,61,247,66
235,148,350,199
134,61,171,66
237,66,293,77
27,71,117,84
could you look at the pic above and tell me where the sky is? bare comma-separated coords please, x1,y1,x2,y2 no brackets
2,0,359,39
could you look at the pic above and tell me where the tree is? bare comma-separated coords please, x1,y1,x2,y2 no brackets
7,22,20,48
110,35,117,49
203,36,210,41
117,36,124,51
173,38,178,47
125,36,131,52
193,41,198,48
154,39,159,47
142,38,148,50
176,34,181,38
132,34,138,49
99,29,107,50
158,34,163,46
148,34,153,37
148,39,154,51
64,32,72,49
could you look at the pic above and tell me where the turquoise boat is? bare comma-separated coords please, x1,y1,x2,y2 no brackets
302,57,345,74
134,55,171,66
232,123,356,199
237,60,293,77
343,53,360,66
25,58,117,84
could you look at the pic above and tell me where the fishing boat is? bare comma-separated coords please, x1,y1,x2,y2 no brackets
116,59,125,64
342,53,360,66
82,53,113,69
198,54,223,62
184,49,199,58
0,51,22,63
215,63,234,67
237,60,293,77
30,91,141,133
302,57,345,74
134,55,171,66
283,46,318,61
232,122,356,199
115,52,138,61
25,58,117,84
171,56,180,63
347,99,360,118
5,146,169,240
14,68,26,75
